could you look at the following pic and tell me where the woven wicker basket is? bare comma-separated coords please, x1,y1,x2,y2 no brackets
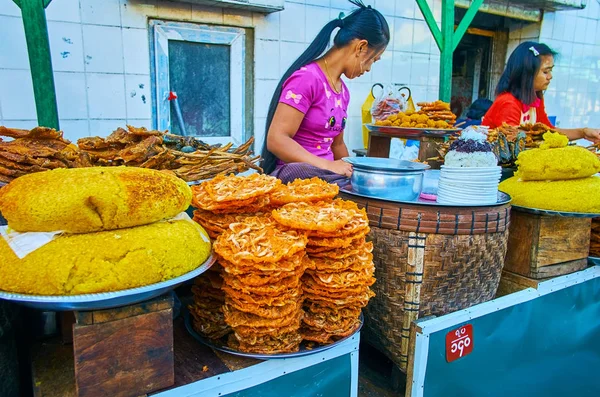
340,193,510,371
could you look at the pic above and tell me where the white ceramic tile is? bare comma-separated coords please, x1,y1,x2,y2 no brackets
585,19,597,45
89,119,126,137
570,43,585,67
330,7,345,20
521,22,541,40
192,5,224,24
54,72,88,119
0,16,28,69
156,0,192,21
393,17,413,52
344,116,363,152
396,0,415,18
426,86,438,102
0,70,36,120
120,0,155,29
125,74,151,119
428,55,440,87
330,0,352,10
305,0,327,6
0,0,20,16
540,12,554,40
255,39,280,80
81,0,121,26
46,0,81,23
391,51,411,86
573,16,587,43
127,118,153,130
563,15,577,42
254,79,278,119
254,11,280,40
409,84,427,104
347,81,371,117
48,21,85,73
122,28,151,75
61,120,90,141
280,2,306,43
279,42,307,75
432,0,441,23
1,120,38,129
83,25,124,73
410,53,429,86
86,73,127,119
412,20,432,54
305,5,330,43
223,9,253,27
374,0,394,17
371,50,392,84
253,116,266,155
552,13,566,41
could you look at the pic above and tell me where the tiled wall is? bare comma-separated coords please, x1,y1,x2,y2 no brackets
0,0,442,152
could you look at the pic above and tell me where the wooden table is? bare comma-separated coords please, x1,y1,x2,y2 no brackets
367,131,446,169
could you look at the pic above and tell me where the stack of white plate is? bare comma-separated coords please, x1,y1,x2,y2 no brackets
437,166,502,205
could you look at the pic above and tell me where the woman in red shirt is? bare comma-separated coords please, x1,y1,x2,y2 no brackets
483,41,600,142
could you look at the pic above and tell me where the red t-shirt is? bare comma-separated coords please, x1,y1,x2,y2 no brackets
482,93,553,128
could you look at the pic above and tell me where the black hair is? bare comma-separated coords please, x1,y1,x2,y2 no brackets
466,98,493,120
495,41,557,105
261,0,390,174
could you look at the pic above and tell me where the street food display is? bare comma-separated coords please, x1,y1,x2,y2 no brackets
0,125,261,183
500,132,600,213
189,174,374,354
374,100,456,129
0,167,212,295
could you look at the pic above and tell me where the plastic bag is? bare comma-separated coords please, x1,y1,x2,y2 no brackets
371,84,403,122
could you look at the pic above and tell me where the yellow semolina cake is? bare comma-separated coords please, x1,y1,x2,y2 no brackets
499,176,600,213
0,219,212,295
0,167,192,233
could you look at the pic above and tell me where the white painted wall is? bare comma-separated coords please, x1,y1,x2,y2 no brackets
0,0,443,154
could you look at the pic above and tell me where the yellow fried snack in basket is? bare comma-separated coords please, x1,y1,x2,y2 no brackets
269,177,339,206
214,216,308,264
272,199,354,232
204,173,280,202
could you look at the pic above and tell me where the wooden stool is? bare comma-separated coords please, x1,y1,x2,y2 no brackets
504,210,591,279
71,295,175,397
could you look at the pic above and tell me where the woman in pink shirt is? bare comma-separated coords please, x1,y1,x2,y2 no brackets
262,0,390,185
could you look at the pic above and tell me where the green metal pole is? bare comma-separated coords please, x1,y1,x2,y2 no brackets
415,0,442,51
453,0,484,51
15,0,59,129
439,0,454,102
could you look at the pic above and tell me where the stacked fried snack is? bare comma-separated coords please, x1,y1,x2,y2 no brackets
272,199,375,344
417,100,456,124
215,216,309,354
0,126,92,184
190,173,281,340
77,125,261,182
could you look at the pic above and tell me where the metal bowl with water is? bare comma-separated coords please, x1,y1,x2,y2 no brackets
342,157,430,201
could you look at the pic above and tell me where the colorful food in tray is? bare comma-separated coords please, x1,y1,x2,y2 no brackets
0,167,211,295
0,124,261,183
0,126,92,184
374,100,455,129
189,173,375,353
500,133,600,213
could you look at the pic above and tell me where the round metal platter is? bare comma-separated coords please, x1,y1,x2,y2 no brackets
342,157,430,172
0,254,216,311
340,186,511,207
184,310,363,360
511,205,600,218
365,123,461,137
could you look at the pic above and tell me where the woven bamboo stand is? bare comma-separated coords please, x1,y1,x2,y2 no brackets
340,192,510,372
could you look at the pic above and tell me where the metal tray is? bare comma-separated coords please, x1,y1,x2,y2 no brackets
340,186,512,207
511,205,600,218
184,310,363,360
365,123,461,138
0,254,216,311
342,157,430,172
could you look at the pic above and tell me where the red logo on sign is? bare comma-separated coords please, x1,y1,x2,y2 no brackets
445,324,473,362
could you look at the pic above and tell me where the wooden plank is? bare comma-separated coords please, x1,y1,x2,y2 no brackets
536,217,591,267
75,295,174,325
73,309,174,397
31,340,76,397
496,270,544,297
504,211,538,277
367,133,391,158
532,258,589,279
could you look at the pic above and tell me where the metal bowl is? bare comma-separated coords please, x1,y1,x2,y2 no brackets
343,157,429,201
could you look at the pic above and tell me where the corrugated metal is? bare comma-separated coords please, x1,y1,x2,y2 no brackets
163,0,284,14
457,0,586,22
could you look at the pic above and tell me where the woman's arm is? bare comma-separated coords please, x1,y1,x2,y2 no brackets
267,103,353,176
555,127,600,142
331,131,349,160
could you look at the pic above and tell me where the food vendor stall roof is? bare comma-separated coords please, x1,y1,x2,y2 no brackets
456,0,586,22
164,0,284,14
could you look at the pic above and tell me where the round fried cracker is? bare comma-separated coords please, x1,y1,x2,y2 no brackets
309,241,373,259
310,252,373,272
226,297,302,319
224,285,303,307
307,229,369,248
269,177,339,206
204,173,280,203
223,304,300,327
272,199,353,232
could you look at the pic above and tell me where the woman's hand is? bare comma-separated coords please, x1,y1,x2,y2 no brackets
326,160,353,177
583,128,600,143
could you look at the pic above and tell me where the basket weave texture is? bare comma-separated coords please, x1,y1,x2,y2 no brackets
339,193,511,370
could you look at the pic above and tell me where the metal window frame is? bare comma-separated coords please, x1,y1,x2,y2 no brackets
150,20,246,146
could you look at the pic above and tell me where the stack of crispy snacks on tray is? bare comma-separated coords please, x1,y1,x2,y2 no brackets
416,100,456,125
272,199,375,344
189,264,230,339
214,216,309,353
